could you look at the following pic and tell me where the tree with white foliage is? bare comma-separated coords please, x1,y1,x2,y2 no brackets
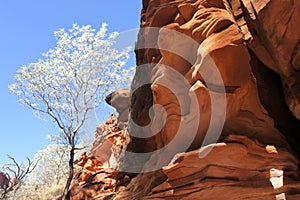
29,142,69,186
9,23,133,199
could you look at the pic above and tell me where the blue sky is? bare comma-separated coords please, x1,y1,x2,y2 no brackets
0,0,141,166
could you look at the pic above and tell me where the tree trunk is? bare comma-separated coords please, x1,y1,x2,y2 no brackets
62,144,75,200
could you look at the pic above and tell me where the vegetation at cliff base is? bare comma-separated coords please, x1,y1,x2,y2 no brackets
6,23,133,200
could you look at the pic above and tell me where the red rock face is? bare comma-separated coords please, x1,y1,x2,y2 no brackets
145,136,300,200
0,172,9,189
69,0,300,199
121,0,300,169
116,0,300,199
69,115,125,200
240,0,300,120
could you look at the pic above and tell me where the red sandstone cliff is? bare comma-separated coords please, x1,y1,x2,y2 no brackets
69,0,300,199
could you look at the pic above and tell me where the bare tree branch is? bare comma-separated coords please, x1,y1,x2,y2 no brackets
0,155,38,199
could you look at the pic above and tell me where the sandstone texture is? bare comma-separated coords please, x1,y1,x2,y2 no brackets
69,115,125,200
144,135,300,200
105,90,130,123
69,0,300,199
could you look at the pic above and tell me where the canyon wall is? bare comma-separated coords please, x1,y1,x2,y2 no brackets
69,0,300,199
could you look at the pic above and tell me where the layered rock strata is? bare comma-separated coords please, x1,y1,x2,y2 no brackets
117,0,300,198
69,0,300,199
